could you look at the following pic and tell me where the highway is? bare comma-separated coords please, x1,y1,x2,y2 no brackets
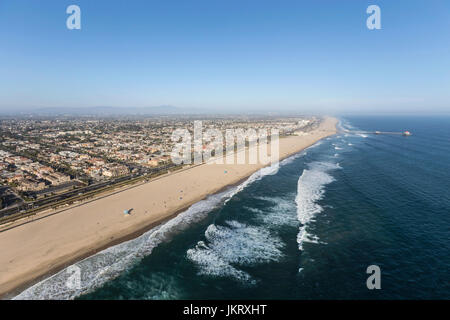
0,163,178,219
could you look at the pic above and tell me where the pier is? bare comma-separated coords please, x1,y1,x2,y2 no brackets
342,130,412,136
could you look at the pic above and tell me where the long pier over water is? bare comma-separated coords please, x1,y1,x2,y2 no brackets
342,130,412,136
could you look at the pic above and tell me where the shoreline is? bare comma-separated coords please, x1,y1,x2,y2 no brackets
4,177,249,300
0,117,337,299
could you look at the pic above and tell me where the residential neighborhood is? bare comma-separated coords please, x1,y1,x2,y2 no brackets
0,115,317,216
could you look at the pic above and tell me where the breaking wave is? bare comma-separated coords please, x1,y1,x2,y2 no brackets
186,221,285,284
338,119,370,139
337,120,356,133
295,161,340,251
184,146,328,284
13,189,231,300
224,162,280,205
250,196,298,228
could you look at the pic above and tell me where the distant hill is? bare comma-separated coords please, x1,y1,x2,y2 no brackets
0,106,205,116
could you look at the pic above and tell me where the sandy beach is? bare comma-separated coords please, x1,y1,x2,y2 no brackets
0,117,337,299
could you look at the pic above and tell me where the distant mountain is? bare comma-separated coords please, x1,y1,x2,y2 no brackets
0,106,206,116
0,106,316,117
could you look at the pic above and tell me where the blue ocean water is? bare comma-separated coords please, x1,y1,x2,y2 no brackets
15,116,450,300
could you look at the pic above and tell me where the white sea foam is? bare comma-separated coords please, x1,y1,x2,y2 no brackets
188,150,339,282
337,120,356,132
123,272,184,300
249,197,298,228
187,220,285,283
223,162,280,205
297,226,326,250
338,120,370,140
295,161,340,252
14,190,232,300
185,143,327,284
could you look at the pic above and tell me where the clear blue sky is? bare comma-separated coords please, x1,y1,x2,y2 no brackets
0,0,449,114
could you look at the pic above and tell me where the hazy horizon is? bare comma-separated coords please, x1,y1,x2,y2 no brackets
1,0,449,114
1,105,450,117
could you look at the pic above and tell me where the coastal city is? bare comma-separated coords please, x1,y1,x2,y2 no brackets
0,115,318,220
1,0,448,305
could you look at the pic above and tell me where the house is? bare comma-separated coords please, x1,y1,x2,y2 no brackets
19,179,46,191
147,159,159,167
42,172,71,185
102,164,129,177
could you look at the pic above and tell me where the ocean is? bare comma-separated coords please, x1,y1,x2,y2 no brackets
15,116,450,300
